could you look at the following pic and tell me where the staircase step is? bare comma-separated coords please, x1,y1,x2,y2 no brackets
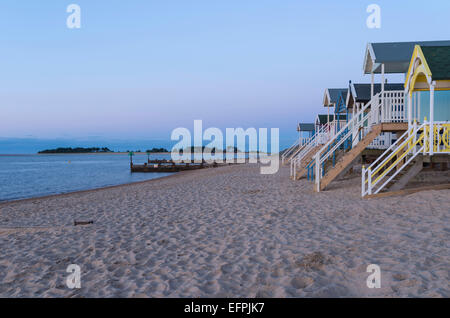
318,125,382,191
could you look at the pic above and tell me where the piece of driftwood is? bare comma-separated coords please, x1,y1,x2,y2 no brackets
74,220,94,226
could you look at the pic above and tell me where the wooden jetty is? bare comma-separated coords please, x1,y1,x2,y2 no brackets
130,159,231,173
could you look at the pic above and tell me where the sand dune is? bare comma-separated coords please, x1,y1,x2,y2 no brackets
0,164,449,297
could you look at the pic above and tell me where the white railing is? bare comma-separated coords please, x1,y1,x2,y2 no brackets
369,91,406,126
367,132,393,150
431,122,450,154
362,122,426,196
313,90,406,191
282,137,310,164
282,138,299,164
313,93,380,190
361,121,450,196
290,122,334,178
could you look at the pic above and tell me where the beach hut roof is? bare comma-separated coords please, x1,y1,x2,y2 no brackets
297,123,315,132
316,115,332,125
323,88,348,107
420,46,450,81
349,83,404,103
363,40,450,74
316,114,347,125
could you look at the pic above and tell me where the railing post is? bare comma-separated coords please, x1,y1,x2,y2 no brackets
293,161,296,179
362,165,366,197
423,118,428,155
381,63,385,113
407,92,412,126
315,155,320,192
368,167,372,195
430,83,435,156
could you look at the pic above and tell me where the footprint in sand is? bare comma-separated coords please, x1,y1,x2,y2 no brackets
392,273,409,281
291,277,314,289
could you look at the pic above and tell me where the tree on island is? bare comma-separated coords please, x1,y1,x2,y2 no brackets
145,148,169,153
38,147,113,154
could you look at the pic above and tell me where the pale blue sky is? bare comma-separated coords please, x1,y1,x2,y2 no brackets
1,0,450,151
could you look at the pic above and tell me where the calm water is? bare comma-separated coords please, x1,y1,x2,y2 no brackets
0,154,174,202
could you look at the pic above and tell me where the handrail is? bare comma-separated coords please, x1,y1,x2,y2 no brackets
369,127,421,179
282,136,312,164
282,138,300,162
372,133,424,187
290,121,335,178
292,123,328,164
368,129,411,171
362,122,427,196
319,116,366,166
314,90,407,191
315,92,380,165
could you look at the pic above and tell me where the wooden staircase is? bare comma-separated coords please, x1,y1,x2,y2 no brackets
293,145,322,180
317,125,382,191
383,156,423,192
282,145,305,166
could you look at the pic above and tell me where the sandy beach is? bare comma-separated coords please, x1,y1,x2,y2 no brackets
0,164,449,298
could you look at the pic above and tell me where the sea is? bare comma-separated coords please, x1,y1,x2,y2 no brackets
0,153,175,202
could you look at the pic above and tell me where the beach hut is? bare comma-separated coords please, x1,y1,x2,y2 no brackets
323,88,349,132
311,42,450,191
297,123,315,136
297,123,315,146
346,82,405,149
289,114,336,180
290,89,350,180
282,122,315,165
315,114,331,131
363,41,450,99
362,44,450,196
302,93,350,181
287,40,450,192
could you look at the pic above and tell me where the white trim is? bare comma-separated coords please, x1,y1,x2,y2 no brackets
323,89,332,107
371,72,374,98
363,43,377,74
350,83,357,101
429,82,435,155
345,87,352,108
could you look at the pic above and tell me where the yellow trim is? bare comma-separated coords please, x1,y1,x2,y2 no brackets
371,133,425,186
366,123,450,187
405,45,433,93
435,123,450,152
413,87,450,91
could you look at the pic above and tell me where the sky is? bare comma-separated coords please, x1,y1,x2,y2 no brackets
1,0,450,152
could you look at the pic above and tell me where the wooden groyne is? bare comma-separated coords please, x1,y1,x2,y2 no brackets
130,160,233,173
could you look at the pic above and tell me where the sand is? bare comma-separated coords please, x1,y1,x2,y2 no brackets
0,164,449,298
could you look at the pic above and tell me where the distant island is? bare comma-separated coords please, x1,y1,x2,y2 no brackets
145,148,169,153
125,148,170,153
38,147,112,154
38,147,171,154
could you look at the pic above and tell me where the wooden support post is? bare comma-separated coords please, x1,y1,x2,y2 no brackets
371,72,374,98
429,83,435,155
